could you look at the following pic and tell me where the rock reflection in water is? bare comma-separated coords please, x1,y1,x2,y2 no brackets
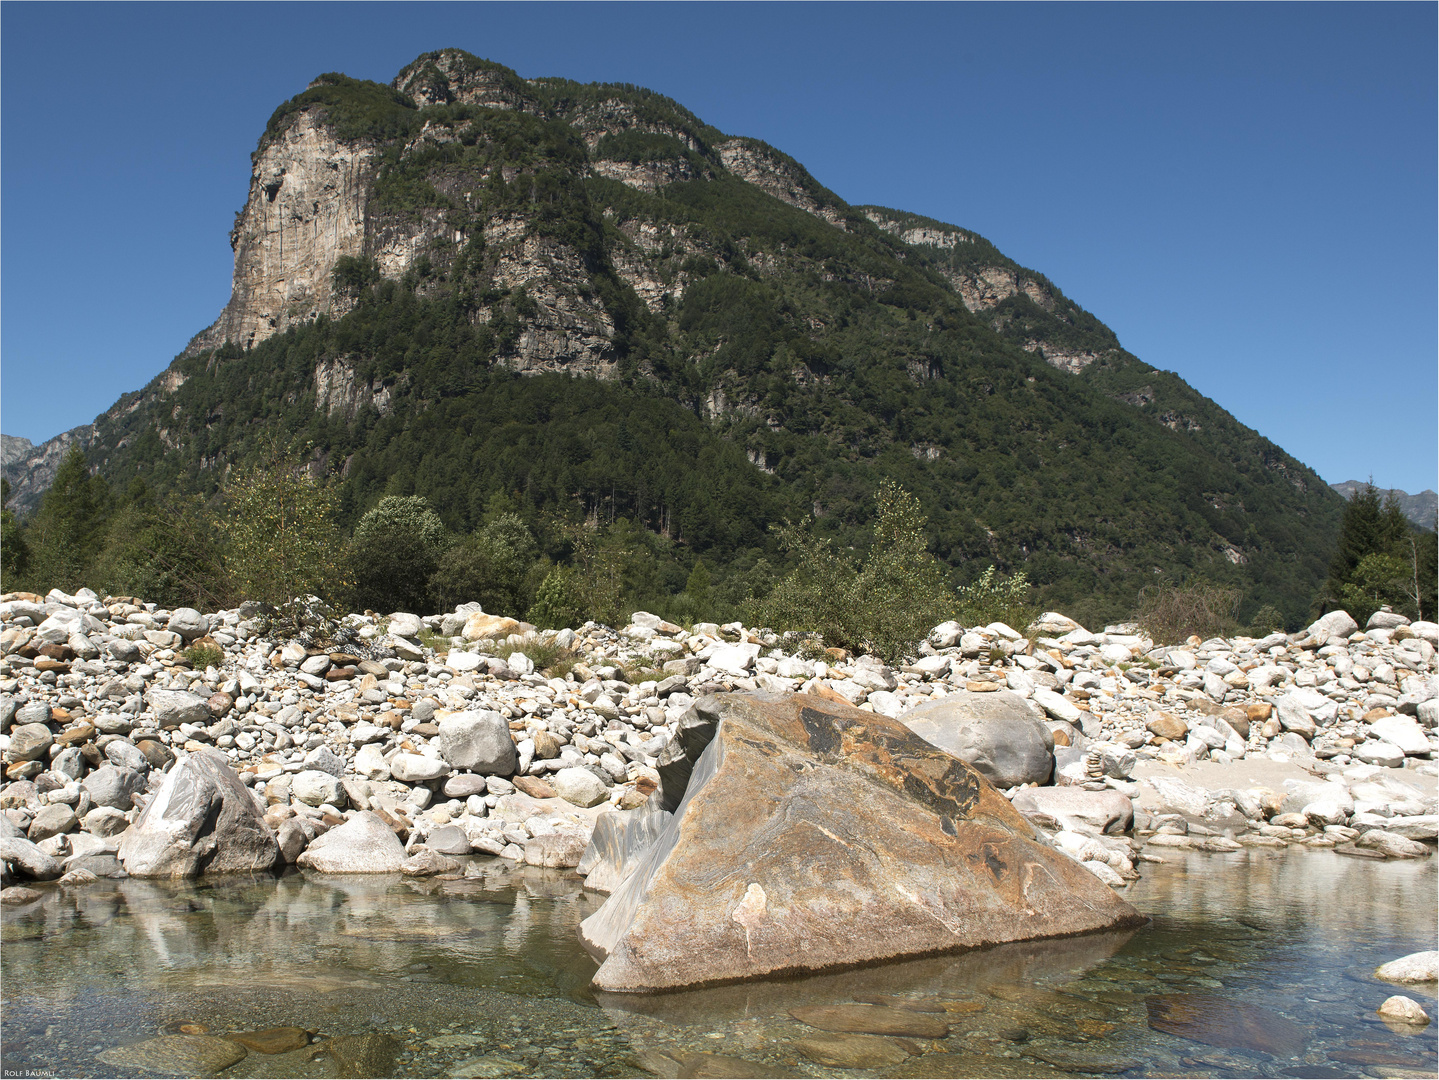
2,851,1436,1078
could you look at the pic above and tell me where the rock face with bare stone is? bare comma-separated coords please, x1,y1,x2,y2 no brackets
579,692,1145,993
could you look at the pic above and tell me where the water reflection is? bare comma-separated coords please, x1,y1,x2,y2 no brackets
1,851,1434,1078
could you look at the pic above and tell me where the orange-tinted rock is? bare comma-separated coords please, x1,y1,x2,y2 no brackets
581,693,1144,993
512,775,557,800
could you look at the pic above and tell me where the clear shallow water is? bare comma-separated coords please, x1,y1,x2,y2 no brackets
1,849,1434,1079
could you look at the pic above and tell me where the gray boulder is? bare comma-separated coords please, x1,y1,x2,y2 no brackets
83,764,147,810
578,797,673,893
117,750,279,877
27,804,78,842
147,690,211,729
302,745,346,777
437,710,518,775
1304,610,1358,646
165,608,210,641
898,690,1054,788
5,723,54,763
291,770,346,808
296,811,405,873
104,740,150,774
1274,695,1317,739
0,836,62,880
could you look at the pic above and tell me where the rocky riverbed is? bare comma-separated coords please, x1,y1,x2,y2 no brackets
1,590,1435,900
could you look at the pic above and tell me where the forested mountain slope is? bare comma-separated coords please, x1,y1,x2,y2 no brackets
3,49,1345,627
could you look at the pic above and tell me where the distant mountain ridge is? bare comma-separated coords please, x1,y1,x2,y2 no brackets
0,49,1348,626
1330,481,1437,530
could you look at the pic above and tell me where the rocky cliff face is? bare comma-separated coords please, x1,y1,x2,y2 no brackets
188,111,378,355
0,425,96,516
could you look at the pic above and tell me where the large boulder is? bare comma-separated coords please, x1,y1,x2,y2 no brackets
897,690,1054,788
438,710,518,775
1303,610,1359,646
82,764,147,810
117,750,279,877
579,693,1143,993
296,811,406,873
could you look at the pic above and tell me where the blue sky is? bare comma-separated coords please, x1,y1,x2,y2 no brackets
2,2,1435,493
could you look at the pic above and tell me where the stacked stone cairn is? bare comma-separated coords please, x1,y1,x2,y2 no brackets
1,589,1435,900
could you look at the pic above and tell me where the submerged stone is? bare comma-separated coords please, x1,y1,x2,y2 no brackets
794,1032,913,1068
581,693,1144,992
790,1004,948,1038
1146,994,1306,1056
96,1034,246,1076
227,1026,312,1053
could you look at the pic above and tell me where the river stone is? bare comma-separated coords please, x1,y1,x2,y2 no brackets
82,764,147,810
388,612,424,638
426,824,471,855
147,689,212,729
522,829,587,867
27,803,78,841
438,710,518,775
1274,695,1316,739
84,805,130,836
118,749,280,877
97,1034,246,1076
227,1027,310,1053
1355,829,1431,858
580,693,1143,992
1304,610,1359,646
292,770,345,808
791,1004,948,1039
165,608,210,641
794,1032,913,1068
1376,996,1431,1024
5,723,54,763
578,798,673,893
1146,994,1305,1056
1010,788,1134,835
897,689,1054,788
0,836,62,879
1368,715,1430,755
103,739,150,774
296,810,405,873
1,885,43,904
276,819,308,863
390,753,451,783
1375,951,1438,984
553,766,608,808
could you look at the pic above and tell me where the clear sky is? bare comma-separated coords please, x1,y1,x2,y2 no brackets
3,2,1435,493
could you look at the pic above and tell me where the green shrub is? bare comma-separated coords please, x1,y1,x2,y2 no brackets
223,446,350,609
350,495,449,613
749,481,951,663
527,565,586,631
183,644,225,671
430,511,538,617
954,565,1037,632
1134,580,1242,645
1248,604,1286,635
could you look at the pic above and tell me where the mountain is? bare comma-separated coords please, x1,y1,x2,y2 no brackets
1,49,1346,627
1330,481,1437,530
